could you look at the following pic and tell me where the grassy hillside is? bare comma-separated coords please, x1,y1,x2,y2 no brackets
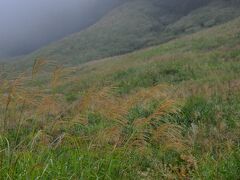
14,0,240,67
1,17,240,179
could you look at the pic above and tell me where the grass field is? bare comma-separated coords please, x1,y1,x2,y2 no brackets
0,17,240,179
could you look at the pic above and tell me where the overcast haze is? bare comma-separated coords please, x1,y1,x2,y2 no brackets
0,0,122,58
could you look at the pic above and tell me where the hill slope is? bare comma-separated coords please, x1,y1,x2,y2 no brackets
1,17,240,179
18,0,240,66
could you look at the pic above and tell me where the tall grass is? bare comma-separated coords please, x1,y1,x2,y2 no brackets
1,17,240,179
0,60,239,179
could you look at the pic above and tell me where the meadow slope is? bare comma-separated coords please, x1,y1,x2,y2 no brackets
11,0,240,68
0,16,240,179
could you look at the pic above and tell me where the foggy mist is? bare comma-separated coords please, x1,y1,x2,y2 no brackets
0,0,122,58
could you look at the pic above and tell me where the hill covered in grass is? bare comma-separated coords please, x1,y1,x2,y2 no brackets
16,0,240,66
1,16,240,179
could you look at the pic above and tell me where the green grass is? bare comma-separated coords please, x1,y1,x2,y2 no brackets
1,14,240,179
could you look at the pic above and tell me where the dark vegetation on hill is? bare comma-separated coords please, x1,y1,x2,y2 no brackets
13,0,240,67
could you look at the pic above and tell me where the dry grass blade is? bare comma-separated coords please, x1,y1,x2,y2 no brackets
149,99,178,119
95,127,122,146
51,65,64,88
129,98,180,150
153,123,188,152
37,96,63,116
32,58,47,79
1,74,26,130
72,114,88,126
126,84,168,107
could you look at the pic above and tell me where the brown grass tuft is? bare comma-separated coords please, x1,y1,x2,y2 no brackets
32,58,47,79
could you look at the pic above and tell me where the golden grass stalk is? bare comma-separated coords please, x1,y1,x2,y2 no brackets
51,65,64,89
152,123,188,152
32,58,47,79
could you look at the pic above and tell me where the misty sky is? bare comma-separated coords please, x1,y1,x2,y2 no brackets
0,0,121,58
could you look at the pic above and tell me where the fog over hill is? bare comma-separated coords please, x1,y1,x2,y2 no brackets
0,0,122,58
1,0,240,61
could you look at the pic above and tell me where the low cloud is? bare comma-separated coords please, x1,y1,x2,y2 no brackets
0,0,122,57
